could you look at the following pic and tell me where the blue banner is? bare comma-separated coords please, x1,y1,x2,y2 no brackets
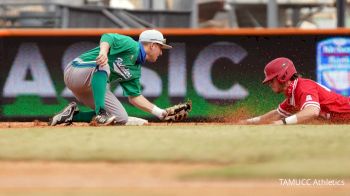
317,37,350,96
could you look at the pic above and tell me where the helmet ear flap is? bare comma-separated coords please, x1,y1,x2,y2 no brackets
277,70,288,83
278,64,297,83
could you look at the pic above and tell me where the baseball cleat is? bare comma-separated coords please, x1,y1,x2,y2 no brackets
48,102,79,126
92,109,117,125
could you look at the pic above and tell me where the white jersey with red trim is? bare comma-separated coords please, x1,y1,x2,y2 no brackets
277,78,350,120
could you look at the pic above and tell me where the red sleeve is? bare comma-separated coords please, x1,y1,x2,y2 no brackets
297,83,320,110
277,99,293,117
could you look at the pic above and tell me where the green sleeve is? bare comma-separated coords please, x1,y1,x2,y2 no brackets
100,33,136,56
100,33,115,46
120,78,142,97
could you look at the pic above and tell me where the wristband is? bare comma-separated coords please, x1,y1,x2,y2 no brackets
284,115,298,124
246,116,261,124
151,106,166,119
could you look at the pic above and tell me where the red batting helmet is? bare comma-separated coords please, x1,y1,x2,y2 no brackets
262,57,297,84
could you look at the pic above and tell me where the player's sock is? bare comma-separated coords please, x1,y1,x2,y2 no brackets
72,111,95,122
91,70,107,114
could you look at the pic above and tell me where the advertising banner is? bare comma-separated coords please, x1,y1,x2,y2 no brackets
317,37,350,96
0,30,349,121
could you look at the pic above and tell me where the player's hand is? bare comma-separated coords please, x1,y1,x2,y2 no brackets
238,116,260,125
237,119,249,125
96,53,108,67
272,120,284,125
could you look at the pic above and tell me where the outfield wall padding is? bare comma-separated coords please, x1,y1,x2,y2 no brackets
0,28,349,121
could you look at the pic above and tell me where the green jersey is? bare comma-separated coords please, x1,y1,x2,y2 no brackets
79,33,142,97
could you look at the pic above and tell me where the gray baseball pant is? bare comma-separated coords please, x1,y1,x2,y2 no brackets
63,60,128,124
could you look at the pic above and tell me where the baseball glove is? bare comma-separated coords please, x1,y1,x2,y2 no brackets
163,100,192,122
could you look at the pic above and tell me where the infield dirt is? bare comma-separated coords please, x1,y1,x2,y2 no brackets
0,161,349,196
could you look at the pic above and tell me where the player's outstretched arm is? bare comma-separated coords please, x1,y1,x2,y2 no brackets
128,95,167,120
128,95,192,122
272,106,320,125
239,109,282,125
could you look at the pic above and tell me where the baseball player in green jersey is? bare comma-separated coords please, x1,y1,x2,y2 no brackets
49,29,174,126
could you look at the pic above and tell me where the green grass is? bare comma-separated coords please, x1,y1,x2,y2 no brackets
0,125,349,179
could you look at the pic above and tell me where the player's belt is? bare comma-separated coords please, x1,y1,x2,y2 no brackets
72,58,97,68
